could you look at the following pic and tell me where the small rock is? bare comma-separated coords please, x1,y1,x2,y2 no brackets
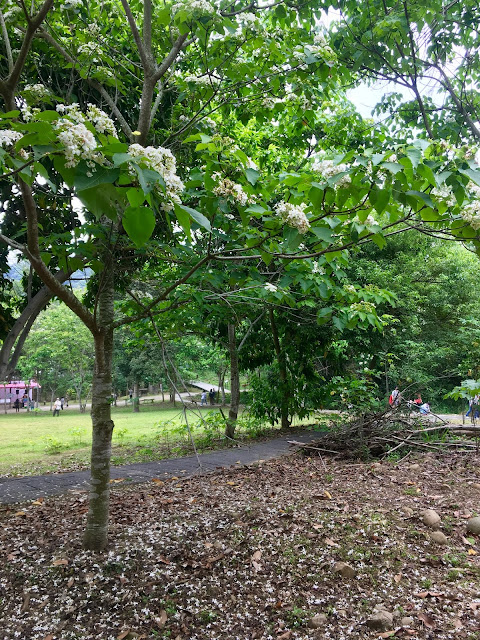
473,483,480,490
402,506,414,517
430,530,448,545
333,561,357,579
308,614,327,629
366,610,394,630
213,541,223,551
421,508,441,528
410,463,421,471
466,516,480,535
373,603,390,613
401,617,414,627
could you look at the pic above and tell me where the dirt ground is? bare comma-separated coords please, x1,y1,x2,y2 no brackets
1,450,479,640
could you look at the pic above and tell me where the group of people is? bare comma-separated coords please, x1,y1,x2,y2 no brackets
13,393,33,412
466,395,480,420
200,388,217,406
389,387,431,414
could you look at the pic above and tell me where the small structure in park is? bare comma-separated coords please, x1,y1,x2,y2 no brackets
0,380,41,407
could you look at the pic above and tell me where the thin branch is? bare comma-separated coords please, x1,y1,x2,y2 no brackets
152,33,190,83
0,9,14,74
119,0,149,70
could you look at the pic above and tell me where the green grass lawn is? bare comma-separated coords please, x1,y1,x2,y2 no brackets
0,403,221,476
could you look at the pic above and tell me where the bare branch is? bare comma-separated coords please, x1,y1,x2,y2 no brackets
119,0,149,70
0,9,13,74
152,33,190,83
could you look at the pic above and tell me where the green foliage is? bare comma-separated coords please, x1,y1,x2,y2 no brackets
42,435,66,455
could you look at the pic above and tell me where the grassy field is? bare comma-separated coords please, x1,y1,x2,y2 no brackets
0,403,223,476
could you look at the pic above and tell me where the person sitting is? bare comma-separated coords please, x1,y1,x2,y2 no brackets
419,402,430,415
413,393,422,405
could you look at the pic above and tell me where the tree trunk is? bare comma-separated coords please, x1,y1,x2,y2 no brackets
0,273,70,382
133,380,140,413
226,323,240,439
269,308,290,429
83,266,115,551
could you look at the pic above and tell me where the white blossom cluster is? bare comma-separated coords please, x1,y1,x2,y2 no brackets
62,0,83,8
354,214,377,226
431,184,456,208
77,41,103,58
311,33,337,62
23,83,51,101
350,301,376,313
184,74,220,86
343,284,356,294
171,0,214,18
54,103,117,167
213,176,250,206
56,103,117,137
312,159,351,187
56,122,97,168
461,200,480,230
264,283,277,292
312,262,325,275
274,200,310,234
0,130,22,148
128,143,185,210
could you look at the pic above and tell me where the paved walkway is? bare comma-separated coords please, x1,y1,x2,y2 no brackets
0,430,321,505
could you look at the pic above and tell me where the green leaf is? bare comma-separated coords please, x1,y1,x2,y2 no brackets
133,163,163,194
74,166,120,191
459,168,480,188
370,186,391,214
127,188,146,207
174,203,191,239
76,183,119,220
381,162,403,174
405,190,435,209
176,204,211,231
122,205,156,247
405,147,421,168
311,225,333,243
245,203,267,213
245,168,260,185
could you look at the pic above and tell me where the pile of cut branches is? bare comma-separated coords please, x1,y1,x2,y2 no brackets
291,408,480,459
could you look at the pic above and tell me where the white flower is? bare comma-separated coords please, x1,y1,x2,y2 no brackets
354,214,377,226
23,83,50,101
77,41,103,57
461,199,480,230
312,159,351,187
128,143,184,210
350,301,376,313
213,176,250,206
431,185,456,208
56,122,97,168
0,130,22,147
171,0,214,18
274,201,310,234
184,75,220,87
62,0,82,8
264,283,277,292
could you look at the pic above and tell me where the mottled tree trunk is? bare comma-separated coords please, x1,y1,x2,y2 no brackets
133,380,140,413
269,308,290,429
226,323,240,439
83,267,114,551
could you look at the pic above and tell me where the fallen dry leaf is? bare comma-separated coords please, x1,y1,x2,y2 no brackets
226,482,236,486
52,558,69,566
324,490,332,499
251,550,262,561
277,631,292,640
418,611,436,629
151,478,164,485
157,609,168,627
378,632,396,638
468,548,477,555
414,591,444,599
117,630,130,640
325,537,340,547
394,573,402,584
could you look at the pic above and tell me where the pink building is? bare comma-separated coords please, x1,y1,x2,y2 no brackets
0,380,41,405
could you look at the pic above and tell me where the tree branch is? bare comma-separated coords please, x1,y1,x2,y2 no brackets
0,8,13,74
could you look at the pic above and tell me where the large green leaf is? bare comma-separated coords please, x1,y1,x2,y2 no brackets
122,205,156,247
74,166,120,191
76,183,119,220
176,204,211,231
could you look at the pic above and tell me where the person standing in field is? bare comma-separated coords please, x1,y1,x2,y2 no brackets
53,398,62,417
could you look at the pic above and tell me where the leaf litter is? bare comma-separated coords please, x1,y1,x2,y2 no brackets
0,451,479,639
